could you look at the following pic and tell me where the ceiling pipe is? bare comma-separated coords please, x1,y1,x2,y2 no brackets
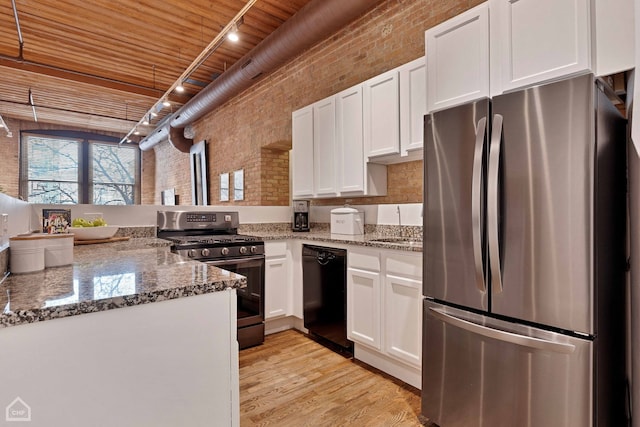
167,125,192,153
138,0,384,151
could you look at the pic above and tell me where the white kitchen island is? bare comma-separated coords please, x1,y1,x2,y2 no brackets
0,238,243,427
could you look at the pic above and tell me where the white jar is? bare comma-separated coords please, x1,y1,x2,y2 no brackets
42,234,74,267
9,236,45,273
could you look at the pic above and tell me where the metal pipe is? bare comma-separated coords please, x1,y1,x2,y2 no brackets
11,0,24,57
138,0,383,151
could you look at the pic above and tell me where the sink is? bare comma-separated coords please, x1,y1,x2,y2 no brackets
368,237,423,247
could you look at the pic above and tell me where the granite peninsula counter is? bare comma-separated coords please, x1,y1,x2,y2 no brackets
0,237,246,329
0,237,242,427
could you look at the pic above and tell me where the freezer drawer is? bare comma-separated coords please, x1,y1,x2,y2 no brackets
421,300,592,427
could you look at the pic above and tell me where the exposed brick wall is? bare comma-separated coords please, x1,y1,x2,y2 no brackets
260,148,290,205
2,0,484,207
141,149,156,205
152,140,192,205
147,0,482,207
0,117,20,198
312,160,423,206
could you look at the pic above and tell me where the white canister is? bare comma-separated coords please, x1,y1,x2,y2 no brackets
330,207,365,235
42,234,74,267
9,236,45,273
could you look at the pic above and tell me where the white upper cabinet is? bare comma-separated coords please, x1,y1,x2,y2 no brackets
363,56,427,164
312,96,337,197
336,85,388,196
364,69,401,159
425,3,490,112
425,0,634,112
291,106,314,198
336,85,366,194
593,0,634,77
494,0,591,93
399,56,427,156
291,96,338,199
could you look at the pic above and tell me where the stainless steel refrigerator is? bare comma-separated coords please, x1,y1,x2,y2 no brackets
421,74,628,426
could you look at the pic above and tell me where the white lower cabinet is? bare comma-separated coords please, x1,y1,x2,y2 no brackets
265,241,291,319
383,252,422,369
347,250,382,349
347,247,422,388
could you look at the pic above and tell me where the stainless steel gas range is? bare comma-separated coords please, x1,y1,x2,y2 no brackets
157,210,265,349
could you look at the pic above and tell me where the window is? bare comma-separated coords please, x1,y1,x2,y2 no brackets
20,131,140,205
91,142,137,204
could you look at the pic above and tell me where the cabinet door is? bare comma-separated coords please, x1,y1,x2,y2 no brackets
336,85,365,193
384,274,422,368
495,0,591,92
265,257,289,319
313,96,337,196
399,56,427,155
425,3,489,112
291,106,314,198
364,70,400,159
347,268,381,349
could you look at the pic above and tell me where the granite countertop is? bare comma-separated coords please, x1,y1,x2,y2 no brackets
245,230,423,252
0,237,246,329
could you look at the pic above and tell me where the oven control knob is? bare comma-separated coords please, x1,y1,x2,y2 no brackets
239,246,248,254
201,248,211,257
187,249,197,258
221,247,230,256
250,246,257,254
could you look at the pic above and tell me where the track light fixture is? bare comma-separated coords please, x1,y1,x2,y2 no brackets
227,22,239,42
118,1,257,145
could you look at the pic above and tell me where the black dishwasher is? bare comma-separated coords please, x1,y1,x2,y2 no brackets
302,245,352,353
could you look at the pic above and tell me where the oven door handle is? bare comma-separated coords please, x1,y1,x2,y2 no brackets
205,255,265,267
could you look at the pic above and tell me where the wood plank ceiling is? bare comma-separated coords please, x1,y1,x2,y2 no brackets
0,0,311,139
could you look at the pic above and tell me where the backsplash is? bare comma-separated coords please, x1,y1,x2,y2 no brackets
114,226,156,238
0,247,7,277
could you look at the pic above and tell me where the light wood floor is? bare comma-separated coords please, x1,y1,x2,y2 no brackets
239,329,423,426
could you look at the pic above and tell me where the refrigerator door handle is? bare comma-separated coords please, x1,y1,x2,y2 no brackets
428,307,576,354
488,114,503,294
472,117,487,292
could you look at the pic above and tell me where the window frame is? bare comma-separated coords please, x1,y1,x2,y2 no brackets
19,130,141,205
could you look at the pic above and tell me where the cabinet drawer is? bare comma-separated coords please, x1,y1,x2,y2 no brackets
386,253,422,280
265,241,287,257
348,250,380,272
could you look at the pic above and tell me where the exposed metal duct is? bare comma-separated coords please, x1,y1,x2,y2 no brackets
138,0,384,151
167,125,192,153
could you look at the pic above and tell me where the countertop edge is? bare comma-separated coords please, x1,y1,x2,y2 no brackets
247,231,423,252
0,238,247,329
